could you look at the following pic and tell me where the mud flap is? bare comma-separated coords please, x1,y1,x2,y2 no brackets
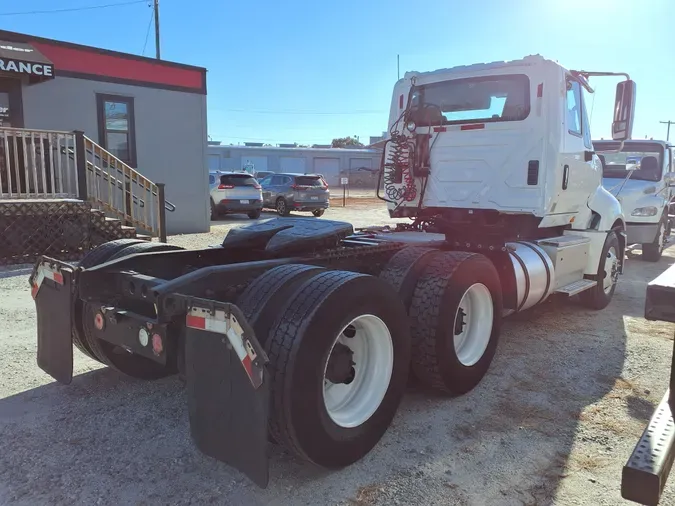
31,259,75,385
183,300,270,487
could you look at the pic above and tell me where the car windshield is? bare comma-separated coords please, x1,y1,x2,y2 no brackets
295,176,324,187
220,174,259,186
594,142,663,182
408,74,530,126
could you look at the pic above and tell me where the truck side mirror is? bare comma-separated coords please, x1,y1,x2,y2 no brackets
664,172,675,187
612,79,636,142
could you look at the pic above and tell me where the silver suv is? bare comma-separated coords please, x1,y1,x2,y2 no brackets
259,173,330,217
209,171,263,220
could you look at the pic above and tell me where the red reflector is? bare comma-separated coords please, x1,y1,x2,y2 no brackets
537,83,543,98
186,315,206,329
399,94,404,109
218,184,234,189
460,124,485,131
433,126,447,133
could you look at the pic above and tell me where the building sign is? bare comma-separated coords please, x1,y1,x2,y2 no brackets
0,41,55,81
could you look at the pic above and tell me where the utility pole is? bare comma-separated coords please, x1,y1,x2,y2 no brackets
660,120,674,142
153,0,161,60
397,54,400,80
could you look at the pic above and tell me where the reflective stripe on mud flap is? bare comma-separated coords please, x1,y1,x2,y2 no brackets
186,306,265,389
31,263,65,299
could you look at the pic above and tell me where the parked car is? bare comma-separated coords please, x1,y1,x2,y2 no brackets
209,171,263,220
255,171,273,181
259,172,329,217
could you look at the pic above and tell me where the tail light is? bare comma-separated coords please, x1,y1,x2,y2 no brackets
290,184,299,190
321,177,328,188
253,183,261,189
218,184,234,189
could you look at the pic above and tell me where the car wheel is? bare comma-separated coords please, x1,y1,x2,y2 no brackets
276,198,290,217
210,199,219,220
312,209,325,217
248,209,262,219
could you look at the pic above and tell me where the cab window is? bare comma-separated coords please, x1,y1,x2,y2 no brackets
566,79,582,137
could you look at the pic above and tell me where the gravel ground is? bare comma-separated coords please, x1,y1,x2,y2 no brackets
1,203,675,506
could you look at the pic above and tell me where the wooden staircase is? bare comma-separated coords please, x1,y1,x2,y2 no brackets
0,127,170,264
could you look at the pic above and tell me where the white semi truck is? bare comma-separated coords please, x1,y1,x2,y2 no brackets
30,55,635,487
594,139,675,261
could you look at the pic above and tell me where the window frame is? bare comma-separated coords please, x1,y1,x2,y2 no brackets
409,73,531,126
565,79,583,138
96,93,137,167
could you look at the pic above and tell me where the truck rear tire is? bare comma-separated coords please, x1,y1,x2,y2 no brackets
580,231,620,309
642,219,666,262
81,242,184,379
266,271,411,468
409,251,502,395
236,264,325,348
73,239,146,361
379,246,441,310
107,241,182,260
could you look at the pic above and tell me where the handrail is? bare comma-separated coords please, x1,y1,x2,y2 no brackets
60,145,176,212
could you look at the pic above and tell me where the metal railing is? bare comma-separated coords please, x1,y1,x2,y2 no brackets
81,135,166,240
0,127,79,199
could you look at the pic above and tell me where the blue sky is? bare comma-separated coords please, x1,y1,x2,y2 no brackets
4,0,673,145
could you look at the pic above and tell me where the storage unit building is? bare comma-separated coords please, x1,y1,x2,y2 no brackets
207,144,383,188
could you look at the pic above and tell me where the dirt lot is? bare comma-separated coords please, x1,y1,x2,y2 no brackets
2,201,675,506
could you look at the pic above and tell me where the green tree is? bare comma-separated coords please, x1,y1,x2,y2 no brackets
331,136,364,148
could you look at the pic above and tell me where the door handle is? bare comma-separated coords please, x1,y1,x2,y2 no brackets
562,165,570,190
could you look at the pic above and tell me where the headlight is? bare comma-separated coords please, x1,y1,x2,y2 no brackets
631,206,658,217
405,120,416,132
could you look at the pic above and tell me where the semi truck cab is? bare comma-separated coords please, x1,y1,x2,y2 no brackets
595,139,675,261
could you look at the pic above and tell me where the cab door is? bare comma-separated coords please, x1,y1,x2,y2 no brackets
557,76,600,218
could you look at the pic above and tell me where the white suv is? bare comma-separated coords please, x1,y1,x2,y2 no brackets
209,171,263,220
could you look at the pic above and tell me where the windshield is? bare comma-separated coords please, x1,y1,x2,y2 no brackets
295,176,324,187
408,74,530,126
220,174,259,186
594,142,664,182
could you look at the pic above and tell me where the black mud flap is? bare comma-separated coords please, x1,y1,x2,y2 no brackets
182,299,270,487
30,258,76,385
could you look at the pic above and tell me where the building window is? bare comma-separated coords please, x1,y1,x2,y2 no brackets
96,94,137,166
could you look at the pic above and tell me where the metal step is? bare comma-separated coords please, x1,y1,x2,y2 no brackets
554,279,597,296
622,390,675,506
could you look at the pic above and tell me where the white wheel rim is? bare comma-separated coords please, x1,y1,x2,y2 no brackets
604,246,619,294
322,314,394,428
453,283,493,367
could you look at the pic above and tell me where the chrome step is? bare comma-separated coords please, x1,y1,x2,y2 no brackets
555,279,597,296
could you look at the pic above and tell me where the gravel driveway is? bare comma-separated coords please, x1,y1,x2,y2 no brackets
1,203,675,506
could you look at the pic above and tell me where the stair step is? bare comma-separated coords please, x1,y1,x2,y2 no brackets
555,279,597,296
105,217,120,222
136,234,153,242
121,225,136,231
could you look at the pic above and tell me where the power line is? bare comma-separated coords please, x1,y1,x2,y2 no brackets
211,108,385,116
141,7,154,56
0,0,146,17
